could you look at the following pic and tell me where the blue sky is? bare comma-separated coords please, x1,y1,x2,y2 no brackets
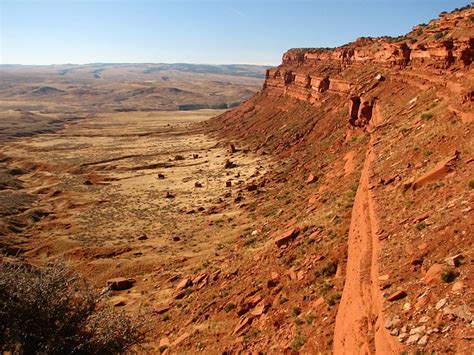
0,0,470,65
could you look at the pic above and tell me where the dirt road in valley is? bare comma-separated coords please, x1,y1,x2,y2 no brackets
333,105,403,354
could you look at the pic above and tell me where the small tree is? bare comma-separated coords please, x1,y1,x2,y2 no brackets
0,261,145,354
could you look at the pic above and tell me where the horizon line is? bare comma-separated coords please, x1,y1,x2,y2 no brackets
0,61,277,67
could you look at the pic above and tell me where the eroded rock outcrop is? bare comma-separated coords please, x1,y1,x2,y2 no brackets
263,6,473,112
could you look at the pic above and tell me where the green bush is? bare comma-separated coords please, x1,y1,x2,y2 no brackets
0,262,145,354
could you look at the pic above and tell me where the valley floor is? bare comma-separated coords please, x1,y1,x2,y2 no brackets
0,110,272,352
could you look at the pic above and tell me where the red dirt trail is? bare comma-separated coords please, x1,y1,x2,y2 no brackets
333,105,403,354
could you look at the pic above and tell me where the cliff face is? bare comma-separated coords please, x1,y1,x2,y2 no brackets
264,8,473,113
204,6,473,354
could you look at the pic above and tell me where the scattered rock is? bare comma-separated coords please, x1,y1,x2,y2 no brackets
174,155,185,161
413,213,429,224
424,263,444,284
435,298,447,310
154,305,170,314
412,152,459,189
233,316,252,335
224,159,236,169
165,191,175,199
227,143,236,153
172,332,190,347
410,325,426,335
250,302,269,317
306,173,318,184
386,290,407,302
106,277,135,291
246,184,257,191
176,277,192,291
418,335,429,346
226,180,232,187
157,173,166,179
274,227,300,247
384,316,401,329
138,234,148,241
445,254,464,267
172,235,181,242
406,333,420,345
194,182,203,188
452,281,464,291
159,337,170,348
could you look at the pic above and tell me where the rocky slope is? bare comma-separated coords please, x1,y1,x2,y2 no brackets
201,6,473,353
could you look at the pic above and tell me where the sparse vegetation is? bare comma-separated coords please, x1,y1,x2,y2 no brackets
415,221,427,231
318,280,333,295
434,31,446,40
305,315,316,324
421,112,434,120
0,262,145,354
294,318,304,326
316,261,338,277
224,302,236,313
292,306,301,317
441,269,459,283
326,292,342,306
291,331,305,351
279,297,288,305
469,180,474,189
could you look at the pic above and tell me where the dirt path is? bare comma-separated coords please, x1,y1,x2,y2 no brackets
333,105,403,354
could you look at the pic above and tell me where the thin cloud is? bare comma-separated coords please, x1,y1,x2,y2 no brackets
220,4,247,18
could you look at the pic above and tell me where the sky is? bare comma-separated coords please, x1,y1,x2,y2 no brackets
0,0,471,65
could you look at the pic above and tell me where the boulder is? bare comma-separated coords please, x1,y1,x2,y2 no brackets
386,290,407,302
176,277,192,291
306,173,318,184
413,152,459,189
106,277,135,291
274,227,300,247
423,263,444,284
227,143,236,153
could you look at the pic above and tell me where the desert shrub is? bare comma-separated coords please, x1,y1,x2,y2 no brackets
441,269,459,283
0,261,145,354
292,307,301,317
421,112,434,120
326,292,342,306
223,302,236,313
468,180,474,189
434,32,445,40
316,261,338,277
291,331,305,351
415,221,427,231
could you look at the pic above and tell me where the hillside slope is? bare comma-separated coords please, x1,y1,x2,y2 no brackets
203,6,473,353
